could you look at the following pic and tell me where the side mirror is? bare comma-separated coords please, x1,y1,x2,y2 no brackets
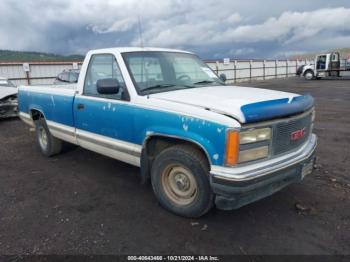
219,73,227,83
97,78,120,94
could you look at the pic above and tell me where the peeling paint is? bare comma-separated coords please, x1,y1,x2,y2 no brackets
213,154,219,160
183,124,188,131
217,128,223,133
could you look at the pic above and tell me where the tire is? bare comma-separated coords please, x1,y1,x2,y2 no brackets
304,70,314,80
35,118,63,157
151,144,214,218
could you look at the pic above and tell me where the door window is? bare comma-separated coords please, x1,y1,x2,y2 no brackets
331,53,339,62
69,72,79,83
316,55,327,70
83,54,126,100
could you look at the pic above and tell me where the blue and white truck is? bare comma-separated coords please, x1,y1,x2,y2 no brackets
18,48,317,217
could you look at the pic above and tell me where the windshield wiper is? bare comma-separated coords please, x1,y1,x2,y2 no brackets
141,84,176,93
193,80,216,85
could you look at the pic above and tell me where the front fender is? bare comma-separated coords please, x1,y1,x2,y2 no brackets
302,65,314,75
133,109,229,166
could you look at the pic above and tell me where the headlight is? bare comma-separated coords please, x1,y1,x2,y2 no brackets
238,146,269,163
225,128,272,166
239,128,271,144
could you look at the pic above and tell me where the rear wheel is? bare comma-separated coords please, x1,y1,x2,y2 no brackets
35,118,63,157
151,145,214,218
304,70,314,80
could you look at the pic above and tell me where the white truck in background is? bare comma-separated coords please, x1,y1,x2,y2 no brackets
301,51,350,80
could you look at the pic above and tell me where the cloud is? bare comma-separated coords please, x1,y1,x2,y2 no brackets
229,48,255,56
0,0,349,59
142,7,350,47
90,18,137,34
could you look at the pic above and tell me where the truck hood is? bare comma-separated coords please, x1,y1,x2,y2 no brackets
150,85,314,123
0,87,18,100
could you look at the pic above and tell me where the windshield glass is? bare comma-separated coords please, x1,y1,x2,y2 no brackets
122,51,224,95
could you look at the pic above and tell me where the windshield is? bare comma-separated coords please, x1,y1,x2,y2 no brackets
122,51,224,95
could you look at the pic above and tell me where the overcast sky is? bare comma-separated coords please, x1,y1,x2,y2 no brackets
0,0,349,59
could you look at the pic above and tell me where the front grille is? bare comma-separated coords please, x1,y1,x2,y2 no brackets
272,113,312,155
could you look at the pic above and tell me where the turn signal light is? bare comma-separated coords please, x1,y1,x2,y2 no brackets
225,131,239,166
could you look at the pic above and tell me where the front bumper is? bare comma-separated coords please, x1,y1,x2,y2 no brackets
210,134,317,210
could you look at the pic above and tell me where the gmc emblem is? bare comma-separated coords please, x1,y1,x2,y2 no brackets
291,128,306,141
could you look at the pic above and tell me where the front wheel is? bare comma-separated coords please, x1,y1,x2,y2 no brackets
151,145,214,218
304,70,314,80
35,118,63,157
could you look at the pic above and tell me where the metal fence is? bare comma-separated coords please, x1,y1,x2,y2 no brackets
0,59,313,86
0,61,83,86
206,59,312,83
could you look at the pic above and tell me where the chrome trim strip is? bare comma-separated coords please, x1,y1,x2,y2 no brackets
211,134,317,182
46,121,77,144
47,121,75,137
76,129,142,157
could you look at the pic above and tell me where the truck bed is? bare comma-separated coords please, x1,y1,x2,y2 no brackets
18,84,77,127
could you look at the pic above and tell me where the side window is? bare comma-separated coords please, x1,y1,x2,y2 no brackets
69,72,78,83
331,53,339,62
316,55,327,70
57,73,66,82
61,73,69,82
83,54,126,99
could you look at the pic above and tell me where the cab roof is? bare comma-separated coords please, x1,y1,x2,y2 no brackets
87,47,193,55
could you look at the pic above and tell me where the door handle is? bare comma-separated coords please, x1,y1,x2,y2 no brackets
77,103,85,110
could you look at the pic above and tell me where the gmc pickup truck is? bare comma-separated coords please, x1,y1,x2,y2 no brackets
18,48,317,217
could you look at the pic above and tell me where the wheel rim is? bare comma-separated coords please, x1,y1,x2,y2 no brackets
305,72,313,80
161,165,198,206
38,127,48,149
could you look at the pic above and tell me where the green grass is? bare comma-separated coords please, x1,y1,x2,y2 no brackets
0,50,84,62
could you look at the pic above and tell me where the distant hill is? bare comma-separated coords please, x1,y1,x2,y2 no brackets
289,48,350,60
0,50,84,62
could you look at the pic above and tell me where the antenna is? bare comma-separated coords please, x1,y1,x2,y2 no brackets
137,15,144,48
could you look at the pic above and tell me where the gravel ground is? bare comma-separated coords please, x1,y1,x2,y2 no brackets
0,77,349,255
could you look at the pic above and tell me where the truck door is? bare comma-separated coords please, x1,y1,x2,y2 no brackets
73,54,140,165
316,55,327,71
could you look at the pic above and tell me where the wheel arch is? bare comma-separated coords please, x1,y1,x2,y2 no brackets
29,107,46,121
303,69,315,80
140,134,212,184
303,69,314,76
